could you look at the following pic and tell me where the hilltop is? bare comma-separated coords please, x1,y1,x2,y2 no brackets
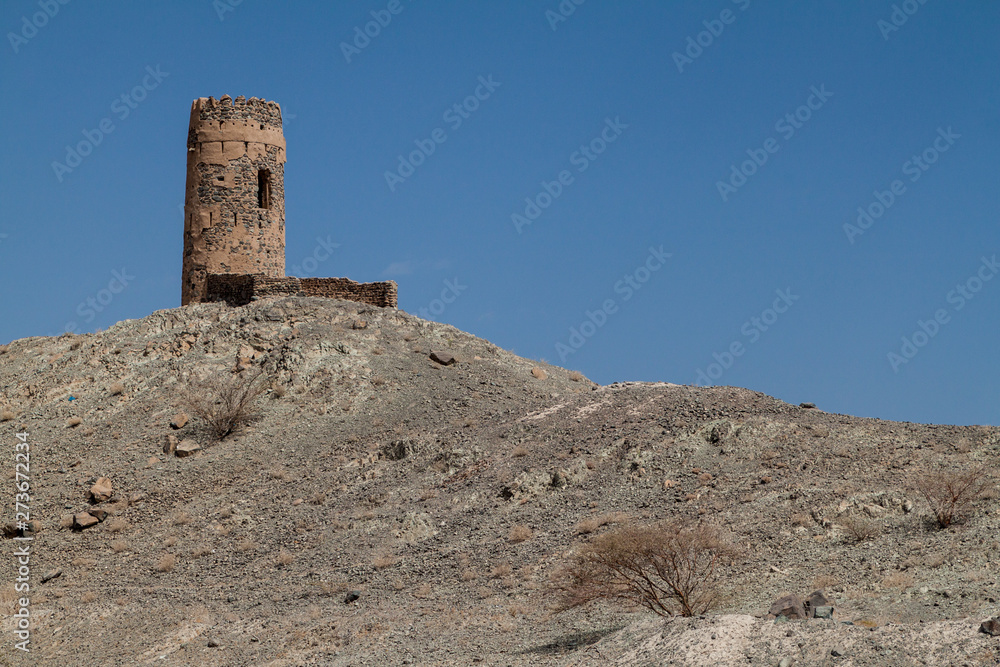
1,298,998,666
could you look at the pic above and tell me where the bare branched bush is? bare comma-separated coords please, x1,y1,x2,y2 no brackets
552,521,736,617
184,368,268,441
840,515,880,543
916,466,994,528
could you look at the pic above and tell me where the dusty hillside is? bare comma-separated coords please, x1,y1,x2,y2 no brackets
0,297,998,666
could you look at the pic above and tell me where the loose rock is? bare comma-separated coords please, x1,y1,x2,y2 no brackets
175,439,202,457
87,477,114,503
769,594,807,620
429,351,456,366
981,618,1000,637
164,434,178,454
170,412,189,429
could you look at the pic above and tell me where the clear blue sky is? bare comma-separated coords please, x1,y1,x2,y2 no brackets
2,1,998,426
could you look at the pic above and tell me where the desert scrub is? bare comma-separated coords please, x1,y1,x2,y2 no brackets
915,465,994,528
184,368,267,440
552,520,737,617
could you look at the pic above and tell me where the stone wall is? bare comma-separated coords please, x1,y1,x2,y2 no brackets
206,274,398,308
182,95,286,305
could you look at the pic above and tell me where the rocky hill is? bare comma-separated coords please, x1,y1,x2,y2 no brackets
1,298,998,666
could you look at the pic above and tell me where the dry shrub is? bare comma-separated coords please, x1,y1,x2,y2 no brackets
80,591,98,604
276,549,294,566
163,536,178,548
508,525,533,543
568,371,585,382
460,569,478,582
236,539,255,552
111,540,128,554
172,512,192,526
156,554,176,572
575,512,628,535
915,466,994,528
271,384,286,399
840,515,880,542
109,382,125,396
309,492,326,506
184,368,267,441
552,520,736,618
512,445,529,458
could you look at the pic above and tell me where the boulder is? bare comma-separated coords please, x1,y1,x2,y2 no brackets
73,513,99,530
804,590,831,617
175,440,202,457
87,477,114,503
429,351,456,366
164,434,178,454
981,618,1000,637
769,594,807,620
169,412,189,429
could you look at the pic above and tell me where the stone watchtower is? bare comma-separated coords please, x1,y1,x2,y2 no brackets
181,95,286,305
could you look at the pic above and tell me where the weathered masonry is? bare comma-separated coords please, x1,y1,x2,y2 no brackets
181,95,397,308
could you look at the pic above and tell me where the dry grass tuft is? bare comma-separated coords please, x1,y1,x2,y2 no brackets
191,545,212,558
0,408,15,422
372,554,397,569
106,518,128,533
156,554,176,572
491,563,513,579
66,416,82,428
568,371,585,382
575,512,628,535
171,512,192,526
882,571,914,589
111,540,128,554
552,520,736,617
80,591,98,604
508,525,533,543
109,382,125,396
512,445,529,458
840,515,880,543
276,549,294,567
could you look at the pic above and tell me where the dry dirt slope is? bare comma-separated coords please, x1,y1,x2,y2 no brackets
0,297,998,666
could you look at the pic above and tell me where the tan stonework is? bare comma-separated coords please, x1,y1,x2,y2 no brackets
181,95,397,309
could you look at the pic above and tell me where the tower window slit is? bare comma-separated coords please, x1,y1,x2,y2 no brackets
257,169,271,209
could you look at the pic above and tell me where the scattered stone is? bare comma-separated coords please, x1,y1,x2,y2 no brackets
2,523,21,538
779,659,793,667
88,509,108,522
799,402,816,409
531,367,548,380
175,440,202,457
344,590,361,603
429,351,456,366
981,618,1000,637
169,412,189,429
87,477,114,503
352,319,368,330
813,606,834,620
804,590,831,616
769,594,807,620
164,434,179,454
73,513,99,530
40,569,62,583
207,639,220,648
830,647,845,657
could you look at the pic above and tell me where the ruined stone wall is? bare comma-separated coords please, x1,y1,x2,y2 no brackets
206,274,398,309
182,95,286,305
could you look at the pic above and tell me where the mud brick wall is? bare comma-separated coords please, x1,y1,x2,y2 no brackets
206,274,398,308
182,95,286,305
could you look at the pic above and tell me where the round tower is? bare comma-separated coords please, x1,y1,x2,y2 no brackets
181,95,286,305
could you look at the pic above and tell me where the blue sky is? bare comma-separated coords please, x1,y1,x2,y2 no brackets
2,1,998,426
